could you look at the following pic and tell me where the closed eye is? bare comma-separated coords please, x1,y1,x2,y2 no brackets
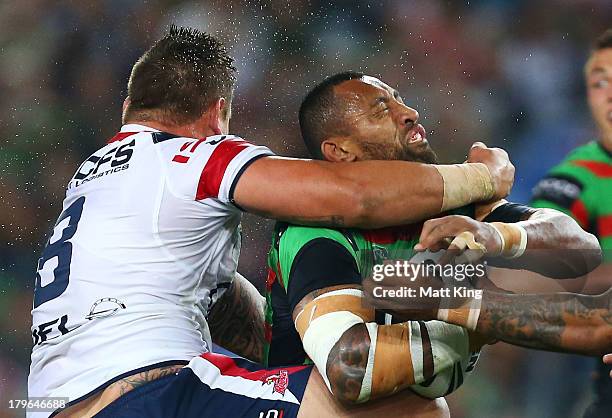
590,79,608,89
375,104,389,116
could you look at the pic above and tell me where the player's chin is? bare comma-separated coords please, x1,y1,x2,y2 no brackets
409,137,430,150
408,142,438,164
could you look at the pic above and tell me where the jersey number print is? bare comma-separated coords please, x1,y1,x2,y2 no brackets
34,196,85,308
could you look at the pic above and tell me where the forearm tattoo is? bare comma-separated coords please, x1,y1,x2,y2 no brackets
478,289,612,355
207,279,266,363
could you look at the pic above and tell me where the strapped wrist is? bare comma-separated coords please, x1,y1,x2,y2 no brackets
433,163,495,211
489,222,527,258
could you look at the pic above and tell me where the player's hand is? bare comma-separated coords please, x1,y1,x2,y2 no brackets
467,142,514,201
604,354,612,379
414,215,502,255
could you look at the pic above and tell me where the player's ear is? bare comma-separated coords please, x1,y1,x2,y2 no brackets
121,97,131,123
204,98,227,136
321,138,358,162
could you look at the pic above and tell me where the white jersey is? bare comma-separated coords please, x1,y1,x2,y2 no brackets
28,124,273,416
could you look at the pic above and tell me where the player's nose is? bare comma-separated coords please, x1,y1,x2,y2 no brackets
397,105,419,128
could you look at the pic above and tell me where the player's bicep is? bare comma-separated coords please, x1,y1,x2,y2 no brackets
232,156,361,225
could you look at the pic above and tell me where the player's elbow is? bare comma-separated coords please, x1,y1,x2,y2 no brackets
324,326,371,405
326,366,364,405
339,180,371,229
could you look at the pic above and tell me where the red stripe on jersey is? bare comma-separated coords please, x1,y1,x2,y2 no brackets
196,139,249,200
190,138,207,152
572,160,612,178
570,199,590,229
180,141,194,151
172,155,190,163
265,268,276,292
362,223,423,244
200,353,307,382
264,322,273,343
107,132,141,144
598,215,612,238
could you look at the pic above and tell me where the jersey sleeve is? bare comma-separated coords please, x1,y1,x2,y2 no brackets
531,164,592,230
163,135,274,204
276,226,360,313
287,238,362,313
482,202,536,223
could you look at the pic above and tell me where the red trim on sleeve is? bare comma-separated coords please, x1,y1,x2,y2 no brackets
572,160,612,178
598,215,612,238
107,132,141,144
196,139,250,200
569,199,590,229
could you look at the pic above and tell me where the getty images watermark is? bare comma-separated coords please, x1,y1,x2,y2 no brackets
370,259,485,300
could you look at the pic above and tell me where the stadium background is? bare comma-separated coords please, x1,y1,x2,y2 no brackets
0,0,610,417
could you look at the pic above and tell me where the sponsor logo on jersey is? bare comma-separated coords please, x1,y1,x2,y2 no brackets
532,175,583,208
70,139,136,188
260,369,289,395
85,298,127,320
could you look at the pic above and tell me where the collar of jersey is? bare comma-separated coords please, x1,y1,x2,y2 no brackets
120,123,161,133
107,124,162,144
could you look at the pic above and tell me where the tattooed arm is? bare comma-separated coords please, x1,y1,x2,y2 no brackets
293,285,473,404
57,364,185,417
369,263,612,356
207,272,266,363
472,288,612,356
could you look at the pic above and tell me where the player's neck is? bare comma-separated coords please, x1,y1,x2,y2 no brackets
124,119,216,139
600,131,612,154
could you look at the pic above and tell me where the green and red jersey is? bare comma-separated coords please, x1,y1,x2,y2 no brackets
262,203,533,367
531,141,612,261
264,221,427,366
531,140,612,400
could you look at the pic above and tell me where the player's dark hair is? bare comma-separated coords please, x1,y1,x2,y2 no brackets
299,71,364,159
594,28,612,50
124,25,237,125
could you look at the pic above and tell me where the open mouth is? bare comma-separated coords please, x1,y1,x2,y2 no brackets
407,124,427,144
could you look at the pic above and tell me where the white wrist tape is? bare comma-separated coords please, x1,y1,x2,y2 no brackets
433,163,495,211
437,296,482,332
508,223,527,259
357,322,378,402
489,222,528,258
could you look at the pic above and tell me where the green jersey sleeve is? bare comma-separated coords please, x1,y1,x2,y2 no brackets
275,225,358,289
531,146,598,231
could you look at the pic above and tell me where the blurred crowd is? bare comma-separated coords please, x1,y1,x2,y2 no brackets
1,1,610,417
